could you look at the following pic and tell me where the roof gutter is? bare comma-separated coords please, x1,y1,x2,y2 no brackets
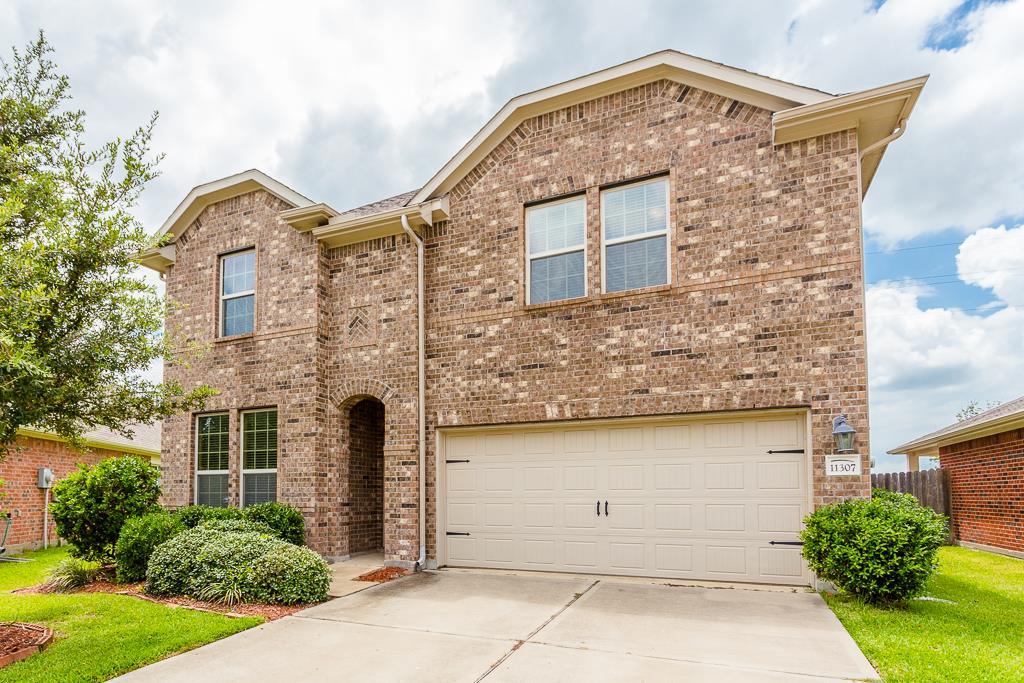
400,214,428,571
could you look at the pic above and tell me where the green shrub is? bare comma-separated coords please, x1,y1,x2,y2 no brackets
200,518,277,537
241,502,305,545
114,511,185,583
174,505,242,528
250,545,331,604
146,527,329,605
802,493,948,604
49,455,162,562
43,557,100,592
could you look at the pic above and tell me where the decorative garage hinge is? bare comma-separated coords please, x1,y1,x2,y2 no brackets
445,459,470,464
768,541,804,546
446,531,471,537
766,449,805,454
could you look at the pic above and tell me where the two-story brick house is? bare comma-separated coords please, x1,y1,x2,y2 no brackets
141,51,925,585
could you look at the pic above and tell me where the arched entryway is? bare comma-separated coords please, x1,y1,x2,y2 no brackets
347,397,385,554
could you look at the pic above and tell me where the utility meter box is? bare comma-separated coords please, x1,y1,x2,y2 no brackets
37,467,54,489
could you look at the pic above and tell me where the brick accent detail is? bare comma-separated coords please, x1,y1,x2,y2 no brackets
940,428,1024,553
348,399,384,553
160,78,870,565
0,436,124,550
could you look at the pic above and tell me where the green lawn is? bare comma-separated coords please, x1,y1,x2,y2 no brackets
826,546,1024,682
0,546,260,682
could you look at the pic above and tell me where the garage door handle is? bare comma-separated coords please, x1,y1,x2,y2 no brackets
604,500,608,516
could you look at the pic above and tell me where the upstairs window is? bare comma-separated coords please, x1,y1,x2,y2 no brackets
601,177,670,292
220,250,255,336
242,409,278,507
526,196,586,304
196,413,229,507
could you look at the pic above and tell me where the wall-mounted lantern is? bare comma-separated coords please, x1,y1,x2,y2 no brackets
832,415,856,453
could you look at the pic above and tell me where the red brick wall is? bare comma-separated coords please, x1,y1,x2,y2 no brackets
348,399,384,553
940,428,1024,553
0,435,122,550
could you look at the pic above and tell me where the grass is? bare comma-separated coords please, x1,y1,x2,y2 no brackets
825,546,1024,682
0,545,261,682
0,545,73,590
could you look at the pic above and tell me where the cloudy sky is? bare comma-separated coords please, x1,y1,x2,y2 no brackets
4,0,1022,471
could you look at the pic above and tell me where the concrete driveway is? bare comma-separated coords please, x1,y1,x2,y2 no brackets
116,570,877,682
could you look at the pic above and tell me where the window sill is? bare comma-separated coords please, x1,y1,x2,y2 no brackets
213,332,255,344
597,283,673,301
524,295,592,312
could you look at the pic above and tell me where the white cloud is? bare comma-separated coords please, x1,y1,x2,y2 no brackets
867,279,1024,472
956,224,1024,304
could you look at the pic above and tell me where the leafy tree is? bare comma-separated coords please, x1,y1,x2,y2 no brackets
0,32,213,455
956,400,1001,422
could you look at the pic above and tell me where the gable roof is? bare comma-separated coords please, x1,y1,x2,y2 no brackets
889,395,1024,455
409,49,836,205
155,169,313,242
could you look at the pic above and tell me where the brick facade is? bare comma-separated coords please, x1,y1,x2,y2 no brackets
940,428,1024,553
0,436,121,551
161,78,870,564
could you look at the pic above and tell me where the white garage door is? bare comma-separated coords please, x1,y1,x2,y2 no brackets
439,412,810,585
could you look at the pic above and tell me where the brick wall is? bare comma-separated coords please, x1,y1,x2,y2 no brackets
348,398,384,553
0,435,121,550
940,428,1024,552
161,78,870,564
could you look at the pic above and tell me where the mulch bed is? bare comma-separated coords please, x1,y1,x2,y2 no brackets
0,622,53,668
355,566,410,583
14,581,308,621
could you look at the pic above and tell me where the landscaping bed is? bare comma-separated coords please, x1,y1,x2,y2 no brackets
0,622,53,668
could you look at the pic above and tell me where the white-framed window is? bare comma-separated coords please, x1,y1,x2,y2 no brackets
601,176,670,293
241,408,278,507
195,413,230,507
220,249,255,336
526,195,587,304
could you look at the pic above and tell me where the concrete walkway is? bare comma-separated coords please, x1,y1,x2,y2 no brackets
115,570,877,682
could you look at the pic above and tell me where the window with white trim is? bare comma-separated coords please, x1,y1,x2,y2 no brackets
601,177,670,292
242,409,278,507
526,196,586,304
220,250,255,336
195,413,229,507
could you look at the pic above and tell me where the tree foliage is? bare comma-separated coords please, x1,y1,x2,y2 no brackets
0,32,212,454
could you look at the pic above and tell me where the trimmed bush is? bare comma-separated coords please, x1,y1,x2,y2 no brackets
200,518,277,537
146,527,329,605
49,455,162,562
802,492,948,604
174,505,242,528
241,502,305,546
114,511,185,583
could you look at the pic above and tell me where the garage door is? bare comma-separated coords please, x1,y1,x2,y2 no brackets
439,412,810,585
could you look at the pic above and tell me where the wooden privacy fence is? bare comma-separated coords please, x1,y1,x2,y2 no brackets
871,468,955,541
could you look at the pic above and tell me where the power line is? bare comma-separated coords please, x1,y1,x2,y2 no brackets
866,265,1024,287
865,241,963,255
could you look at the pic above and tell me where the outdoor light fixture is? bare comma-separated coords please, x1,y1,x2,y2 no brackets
832,415,856,453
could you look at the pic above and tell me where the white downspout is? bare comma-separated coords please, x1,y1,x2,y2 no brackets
400,214,427,570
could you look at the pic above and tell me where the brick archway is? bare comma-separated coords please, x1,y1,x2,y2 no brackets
331,378,397,410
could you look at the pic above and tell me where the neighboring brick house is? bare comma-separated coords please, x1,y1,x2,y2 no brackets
0,425,160,553
141,51,926,585
890,396,1024,559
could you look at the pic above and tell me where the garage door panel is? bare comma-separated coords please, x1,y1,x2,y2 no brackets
442,413,809,585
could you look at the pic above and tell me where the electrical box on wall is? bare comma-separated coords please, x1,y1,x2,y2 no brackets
37,467,54,489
